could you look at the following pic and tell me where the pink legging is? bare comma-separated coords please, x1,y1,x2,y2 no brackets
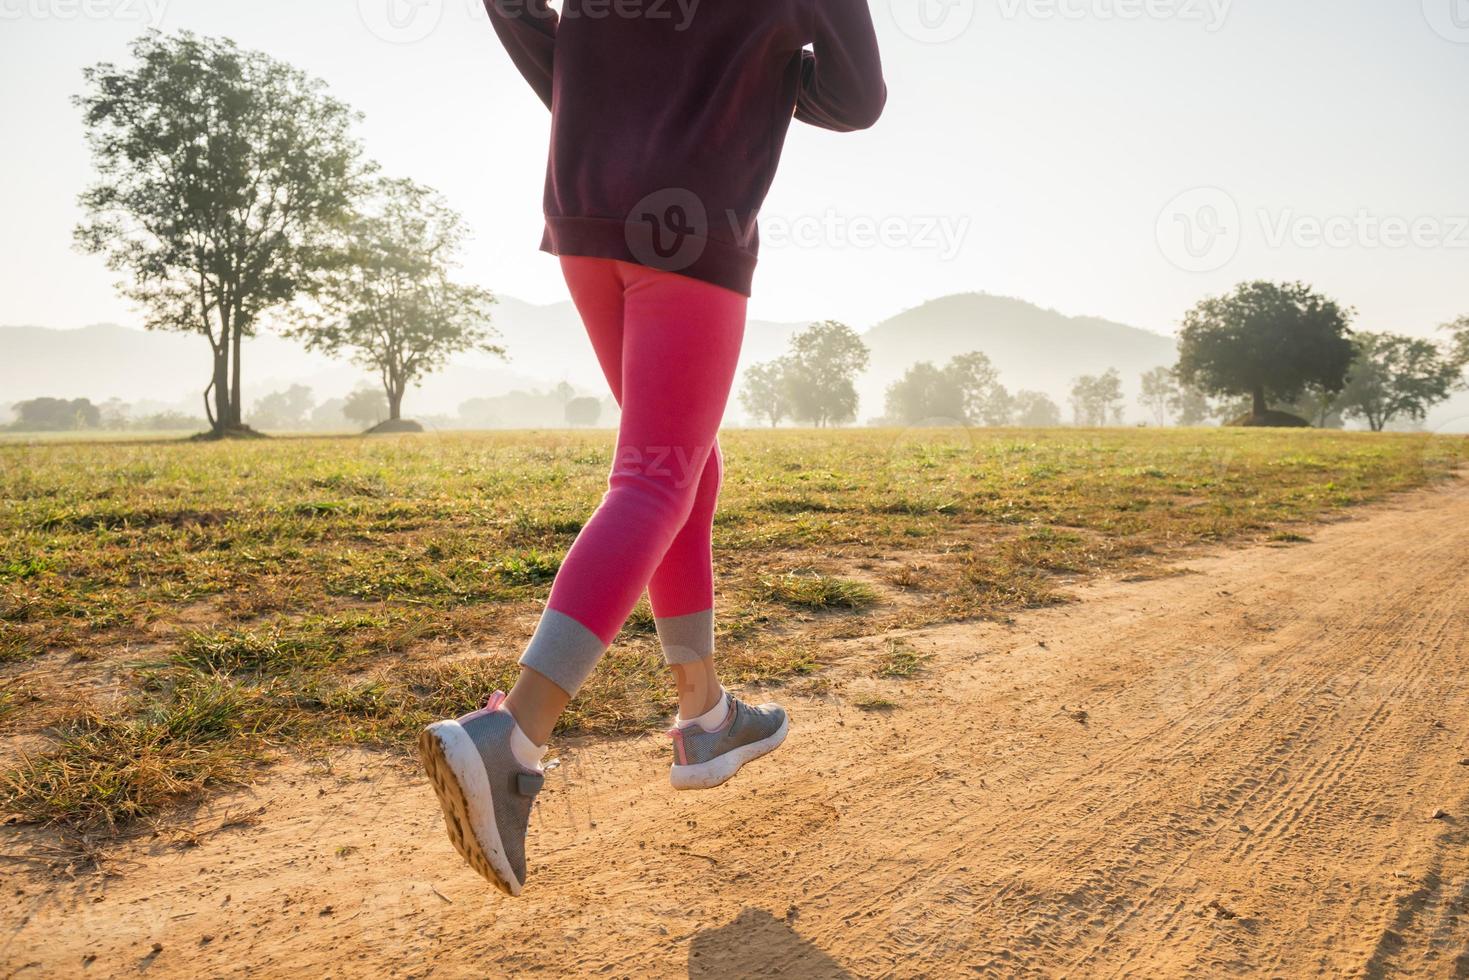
517,256,748,696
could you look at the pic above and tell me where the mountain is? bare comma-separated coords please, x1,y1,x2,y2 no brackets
857,293,1178,422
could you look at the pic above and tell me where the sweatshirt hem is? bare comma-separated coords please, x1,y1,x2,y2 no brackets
541,216,757,298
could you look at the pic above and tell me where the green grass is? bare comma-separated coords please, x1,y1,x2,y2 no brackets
0,426,1464,829
753,571,880,611
875,640,930,678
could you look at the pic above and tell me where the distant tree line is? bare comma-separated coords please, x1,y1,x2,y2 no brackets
738,281,1467,432
3,397,206,433
5,379,623,435
6,398,103,433
461,382,615,430
245,382,612,431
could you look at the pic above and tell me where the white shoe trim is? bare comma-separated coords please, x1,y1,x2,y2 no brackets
426,719,523,896
670,712,789,791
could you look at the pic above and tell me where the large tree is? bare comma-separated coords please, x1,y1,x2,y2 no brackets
290,178,501,423
1335,332,1462,432
1175,281,1355,424
784,321,870,428
75,32,366,437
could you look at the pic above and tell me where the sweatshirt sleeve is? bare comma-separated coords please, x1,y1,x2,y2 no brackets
794,0,887,132
483,0,558,111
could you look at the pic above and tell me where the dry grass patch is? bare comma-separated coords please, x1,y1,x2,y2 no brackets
752,571,881,611
0,673,276,829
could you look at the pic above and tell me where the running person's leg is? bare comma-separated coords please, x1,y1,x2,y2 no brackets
420,257,763,893
650,444,724,720
485,255,626,748
558,256,727,721
515,259,745,703
540,261,786,792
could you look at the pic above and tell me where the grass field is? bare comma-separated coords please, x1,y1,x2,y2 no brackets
1,427,1464,831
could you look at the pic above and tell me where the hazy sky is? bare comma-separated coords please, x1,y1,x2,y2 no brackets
2,0,1466,337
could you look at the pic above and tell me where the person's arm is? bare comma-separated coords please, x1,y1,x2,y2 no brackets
483,0,558,110
794,0,887,132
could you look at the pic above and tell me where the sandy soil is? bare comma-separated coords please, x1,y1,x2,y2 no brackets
4,480,1469,978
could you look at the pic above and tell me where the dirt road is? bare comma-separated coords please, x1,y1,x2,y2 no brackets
5,480,1469,978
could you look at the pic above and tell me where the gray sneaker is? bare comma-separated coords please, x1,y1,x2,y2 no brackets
418,691,543,896
667,695,789,790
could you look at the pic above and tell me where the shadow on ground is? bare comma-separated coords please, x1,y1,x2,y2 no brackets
688,907,851,978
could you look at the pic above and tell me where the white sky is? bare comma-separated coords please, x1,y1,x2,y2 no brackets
1,0,1466,337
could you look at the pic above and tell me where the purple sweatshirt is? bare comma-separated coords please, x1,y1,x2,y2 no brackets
484,0,887,296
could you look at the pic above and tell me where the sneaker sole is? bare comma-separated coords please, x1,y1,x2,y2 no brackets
418,721,523,896
670,714,790,791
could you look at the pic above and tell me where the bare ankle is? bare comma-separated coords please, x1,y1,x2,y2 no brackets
504,666,571,747
672,657,723,720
